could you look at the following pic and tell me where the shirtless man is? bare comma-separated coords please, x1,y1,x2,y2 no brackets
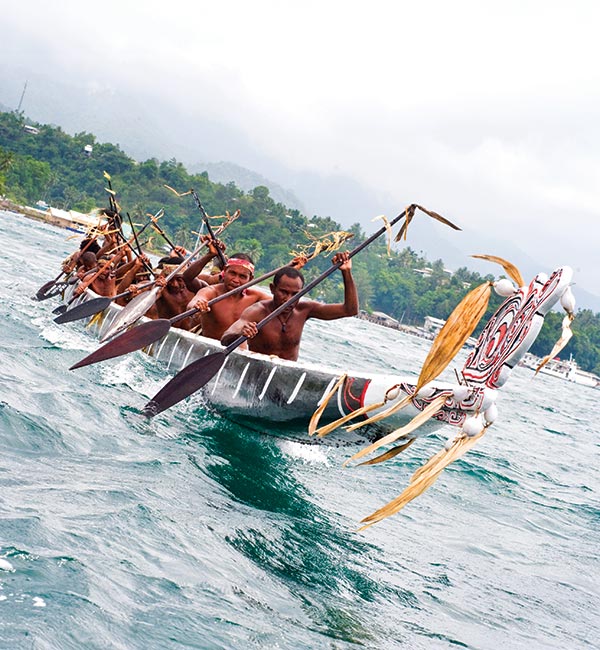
76,251,98,279
220,252,358,361
151,273,204,331
187,254,269,340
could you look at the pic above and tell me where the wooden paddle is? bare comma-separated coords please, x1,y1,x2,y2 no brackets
98,238,215,343
164,184,227,269
69,263,296,370
53,279,156,324
35,232,102,300
148,212,179,252
190,189,227,269
142,204,428,417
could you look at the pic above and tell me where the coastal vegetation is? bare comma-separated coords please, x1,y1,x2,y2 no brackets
1,109,599,373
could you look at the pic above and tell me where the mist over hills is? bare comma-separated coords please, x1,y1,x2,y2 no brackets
2,69,599,312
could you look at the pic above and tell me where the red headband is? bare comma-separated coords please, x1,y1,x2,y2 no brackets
225,258,254,273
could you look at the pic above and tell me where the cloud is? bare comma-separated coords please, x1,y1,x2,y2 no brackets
2,0,600,295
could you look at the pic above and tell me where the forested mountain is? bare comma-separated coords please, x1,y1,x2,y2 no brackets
2,109,599,373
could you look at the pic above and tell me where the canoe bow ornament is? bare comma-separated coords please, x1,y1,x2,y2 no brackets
310,259,575,530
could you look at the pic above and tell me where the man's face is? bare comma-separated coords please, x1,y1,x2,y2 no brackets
98,264,115,281
271,275,303,309
167,275,186,295
222,265,252,290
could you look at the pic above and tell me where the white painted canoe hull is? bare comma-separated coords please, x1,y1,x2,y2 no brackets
64,289,489,443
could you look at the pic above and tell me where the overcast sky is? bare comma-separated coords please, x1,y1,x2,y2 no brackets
2,0,599,296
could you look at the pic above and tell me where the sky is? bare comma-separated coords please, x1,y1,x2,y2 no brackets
2,0,599,298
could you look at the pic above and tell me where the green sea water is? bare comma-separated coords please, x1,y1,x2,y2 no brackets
1,209,598,649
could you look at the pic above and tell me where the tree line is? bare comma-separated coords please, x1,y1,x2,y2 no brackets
1,109,599,373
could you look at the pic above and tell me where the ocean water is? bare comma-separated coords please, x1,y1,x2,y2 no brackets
0,209,598,649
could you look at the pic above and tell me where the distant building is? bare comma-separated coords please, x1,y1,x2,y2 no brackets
424,315,445,335
83,144,93,156
23,125,40,135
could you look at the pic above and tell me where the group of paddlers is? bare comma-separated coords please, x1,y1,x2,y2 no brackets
60,209,358,361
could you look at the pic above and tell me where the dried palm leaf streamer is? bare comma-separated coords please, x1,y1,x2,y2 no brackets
358,429,486,530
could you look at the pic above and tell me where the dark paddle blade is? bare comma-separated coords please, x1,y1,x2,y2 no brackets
36,281,69,301
35,280,58,300
52,303,69,315
142,351,226,417
70,319,172,370
54,296,112,324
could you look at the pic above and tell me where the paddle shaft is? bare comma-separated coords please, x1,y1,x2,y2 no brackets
190,190,227,269
127,212,143,255
150,218,178,252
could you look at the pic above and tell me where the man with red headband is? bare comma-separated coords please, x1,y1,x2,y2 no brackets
187,253,269,340
220,252,358,361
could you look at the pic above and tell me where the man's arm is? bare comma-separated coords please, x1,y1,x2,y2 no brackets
116,257,145,294
182,237,225,290
308,252,359,320
220,303,264,346
187,284,219,311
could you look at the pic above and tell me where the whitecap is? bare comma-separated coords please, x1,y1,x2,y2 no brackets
279,440,330,465
0,558,14,572
32,596,47,607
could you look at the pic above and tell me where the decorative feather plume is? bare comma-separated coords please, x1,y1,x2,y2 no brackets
372,215,393,256
394,204,461,242
357,438,415,466
358,429,486,530
536,313,575,374
345,394,448,465
414,282,492,393
313,383,404,437
308,373,347,436
471,254,524,287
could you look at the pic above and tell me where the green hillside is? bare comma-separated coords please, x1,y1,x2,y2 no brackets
2,109,599,373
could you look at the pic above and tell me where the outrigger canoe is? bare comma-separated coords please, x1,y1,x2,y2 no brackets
58,262,573,447
61,286,490,442
51,262,578,527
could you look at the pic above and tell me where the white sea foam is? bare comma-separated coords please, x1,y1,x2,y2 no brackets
278,440,330,465
0,558,14,572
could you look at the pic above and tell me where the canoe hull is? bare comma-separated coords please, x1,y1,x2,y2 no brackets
67,289,490,442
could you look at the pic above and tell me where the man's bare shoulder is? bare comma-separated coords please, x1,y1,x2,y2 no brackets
197,283,223,299
242,298,271,319
246,286,270,298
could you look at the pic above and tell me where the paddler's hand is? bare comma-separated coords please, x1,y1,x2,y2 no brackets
201,235,226,257
155,275,167,288
290,254,308,269
188,296,210,312
137,254,151,267
241,322,259,339
73,284,85,296
62,259,76,273
332,251,351,271
172,246,188,258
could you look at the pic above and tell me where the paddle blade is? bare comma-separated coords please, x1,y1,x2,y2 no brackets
35,280,57,300
52,304,68,315
36,281,68,301
100,287,159,342
54,297,111,324
142,352,226,417
70,319,172,370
